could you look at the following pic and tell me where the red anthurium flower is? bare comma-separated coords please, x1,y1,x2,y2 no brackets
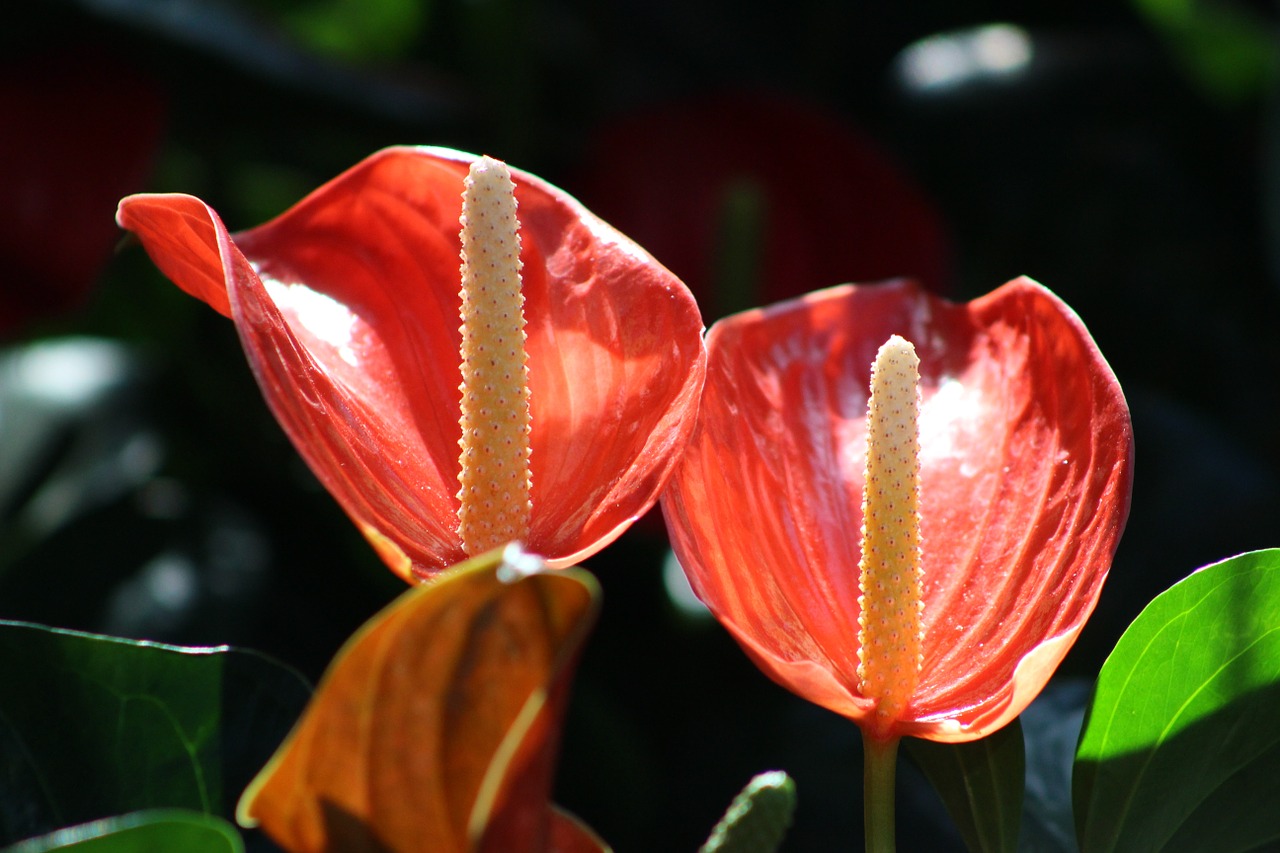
116,147,705,581
661,277,1133,744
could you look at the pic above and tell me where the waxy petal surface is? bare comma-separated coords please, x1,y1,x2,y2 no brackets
662,278,1133,742
117,147,705,580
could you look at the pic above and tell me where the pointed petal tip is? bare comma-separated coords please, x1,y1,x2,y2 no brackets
114,191,234,317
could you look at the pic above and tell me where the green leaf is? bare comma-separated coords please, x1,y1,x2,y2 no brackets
3,809,243,853
699,771,796,853
903,719,1024,853
1074,549,1280,852
0,622,310,844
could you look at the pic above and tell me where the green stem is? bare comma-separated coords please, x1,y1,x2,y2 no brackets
862,731,901,853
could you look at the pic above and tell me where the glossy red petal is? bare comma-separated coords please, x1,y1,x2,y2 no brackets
119,147,705,579
512,170,707,567
118,188,463,582
662,278,1132,741
115,194,233,316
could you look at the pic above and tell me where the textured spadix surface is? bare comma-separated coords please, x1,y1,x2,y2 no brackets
662,277,1133,742
456,156,533,557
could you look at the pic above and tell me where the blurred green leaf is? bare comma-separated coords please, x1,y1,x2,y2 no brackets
0,339,152,571
0,622,310,845
710,178,767,319
1074,549,1280,852
1131,0,1278,103
904,720,1023,853
4,809,243,853
273,0,428,60
698,770,795,853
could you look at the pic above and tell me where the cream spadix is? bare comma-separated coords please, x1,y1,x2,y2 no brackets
456,156,533,556
856,334,924,737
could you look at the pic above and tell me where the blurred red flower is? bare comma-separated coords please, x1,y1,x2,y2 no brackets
2,47,165,336
572,91,951,322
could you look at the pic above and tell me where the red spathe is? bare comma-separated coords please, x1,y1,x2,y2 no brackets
118,147,706,581
662,278,1133,742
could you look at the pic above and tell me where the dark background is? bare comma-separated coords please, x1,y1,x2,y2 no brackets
3,1,1279,849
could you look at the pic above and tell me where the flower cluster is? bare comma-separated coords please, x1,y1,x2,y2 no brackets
117,147,1132,851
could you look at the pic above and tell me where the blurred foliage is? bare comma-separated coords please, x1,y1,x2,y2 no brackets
1131,0,1277,103
264,0,429,61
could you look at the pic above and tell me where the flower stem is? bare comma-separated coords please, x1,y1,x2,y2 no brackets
862,732,900,853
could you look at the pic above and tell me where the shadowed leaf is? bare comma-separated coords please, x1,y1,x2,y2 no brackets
905,719,1024,852
1074,549,1280,852
0,623,309,845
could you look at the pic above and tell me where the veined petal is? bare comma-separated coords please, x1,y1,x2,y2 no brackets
118,187,464,582
118,147,706,579
498,150,706,567
908,280,1132,737
237,550,602,853
663,277,1133,741
114,193,233,317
